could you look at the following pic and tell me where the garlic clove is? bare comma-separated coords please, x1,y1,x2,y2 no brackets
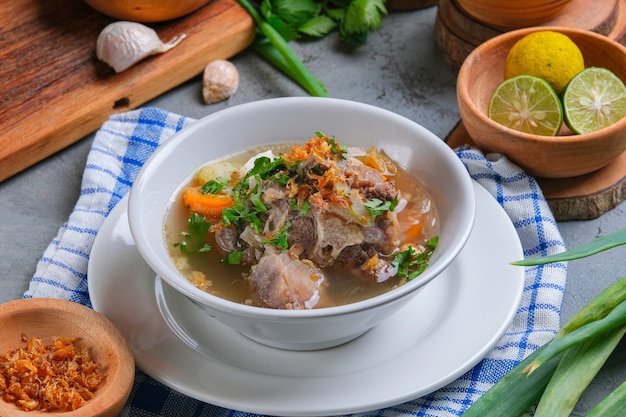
202,60,239,104
96,21,186,73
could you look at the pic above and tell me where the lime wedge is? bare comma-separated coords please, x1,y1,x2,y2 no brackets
488,75,563,136
562,67,626,134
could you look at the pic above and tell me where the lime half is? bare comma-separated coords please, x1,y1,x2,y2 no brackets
563,67,626,134
488,75,563,136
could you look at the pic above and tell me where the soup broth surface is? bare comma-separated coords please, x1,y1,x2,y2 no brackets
165,136,439,309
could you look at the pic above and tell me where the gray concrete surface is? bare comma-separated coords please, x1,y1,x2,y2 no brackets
1,6,625,415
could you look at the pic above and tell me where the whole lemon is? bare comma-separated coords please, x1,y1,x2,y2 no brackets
504,31,585,95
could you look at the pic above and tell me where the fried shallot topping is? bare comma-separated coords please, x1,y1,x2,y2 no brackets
0,335,107,412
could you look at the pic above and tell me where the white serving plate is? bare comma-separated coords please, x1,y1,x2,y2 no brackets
88,181,524,416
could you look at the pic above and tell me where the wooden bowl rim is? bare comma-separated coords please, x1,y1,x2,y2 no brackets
0,298,135,416
457,25,626,145
83,0,210,22
455,0,574,29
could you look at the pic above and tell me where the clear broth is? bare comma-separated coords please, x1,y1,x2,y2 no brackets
165,143,439,308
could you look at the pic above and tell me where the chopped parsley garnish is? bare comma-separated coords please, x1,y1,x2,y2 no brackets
290,198,312,216
173,213,212,254
299,199,312,215
328,137,347,159
247,156,288,182
391,236,439,280
222,156,293,233
263,221,292,250
200,177,228,194
221,251,243,265
275,172,293,186
310,165,324,175
365,195,399,217
223,179,267,233
316,132,347,159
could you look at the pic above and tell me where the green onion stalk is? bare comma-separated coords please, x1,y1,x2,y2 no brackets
236,0,328,97
462,226,626,416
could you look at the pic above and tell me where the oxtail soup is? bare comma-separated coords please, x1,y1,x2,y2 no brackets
165,134,439,310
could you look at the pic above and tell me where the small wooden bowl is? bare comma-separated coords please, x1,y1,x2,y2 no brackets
456,0,573,30
0,298,135,417
457,26,626,178
83,0,210,22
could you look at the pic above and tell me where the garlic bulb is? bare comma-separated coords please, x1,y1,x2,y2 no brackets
96,21,186,73
202,60,239,104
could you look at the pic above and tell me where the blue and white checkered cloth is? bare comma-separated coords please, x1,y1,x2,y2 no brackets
24,106,567,417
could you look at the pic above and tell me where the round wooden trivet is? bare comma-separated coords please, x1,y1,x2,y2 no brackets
435,0,626,73
445,121,626,221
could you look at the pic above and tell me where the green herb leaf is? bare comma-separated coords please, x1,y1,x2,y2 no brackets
512,226,626,266
239,0,389,96
391,236,438,280
222,251,243,265
300,199,312,215
364,195,399,217
249,182,268,211
263,221,292,250
310,165,324,175
173,213,212,255
249,156,288,181
222,200,264,233
274,173,293,186
298,14,337,38
270,0,320,28
325,7,345,22
327,135,348,158
221,177,267,234
264,13,301,42
200,177,228,194
290,198,312,216
340,0,387,46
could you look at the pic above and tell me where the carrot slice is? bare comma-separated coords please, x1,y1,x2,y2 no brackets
403,222,423,243
182,187,233,220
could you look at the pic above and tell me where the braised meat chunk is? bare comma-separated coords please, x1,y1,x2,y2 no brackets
245,246,324,309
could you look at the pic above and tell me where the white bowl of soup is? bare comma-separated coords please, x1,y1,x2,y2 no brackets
128,97,475,351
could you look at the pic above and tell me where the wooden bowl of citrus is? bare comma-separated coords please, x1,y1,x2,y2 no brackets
457,26,626,178
0,298,135,417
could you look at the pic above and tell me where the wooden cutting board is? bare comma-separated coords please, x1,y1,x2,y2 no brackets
0,0,255,182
